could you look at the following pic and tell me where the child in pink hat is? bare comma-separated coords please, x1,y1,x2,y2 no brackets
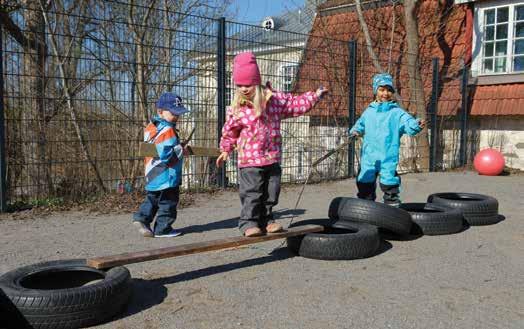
216,52,328,237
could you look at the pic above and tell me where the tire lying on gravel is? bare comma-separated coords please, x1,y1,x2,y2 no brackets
286,219,381,260
328,197,412,236
427,192,500,226
0,259,132,329
399,203,464,235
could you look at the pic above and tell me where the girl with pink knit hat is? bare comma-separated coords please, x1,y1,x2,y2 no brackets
216,52,327,237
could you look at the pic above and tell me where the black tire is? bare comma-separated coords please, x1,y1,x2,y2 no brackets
427,192,500,226
328,197,412,236
0,259,132,329
399,203,464,235
286,219,381,260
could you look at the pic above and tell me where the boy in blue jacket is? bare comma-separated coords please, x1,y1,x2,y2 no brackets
133,92,189,237
349,73,426,207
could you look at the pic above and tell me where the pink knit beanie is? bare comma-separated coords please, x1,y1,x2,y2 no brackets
232,52,261,86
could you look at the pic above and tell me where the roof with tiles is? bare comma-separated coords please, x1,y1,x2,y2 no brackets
294,0,524,117
471,84,524,116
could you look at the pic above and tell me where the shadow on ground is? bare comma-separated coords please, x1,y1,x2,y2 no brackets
181,208,306,233
118,247,294,319
375,240,393,256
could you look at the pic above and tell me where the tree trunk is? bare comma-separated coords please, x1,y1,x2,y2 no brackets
20,0,53,196
41,4,108,193
403,0,430,171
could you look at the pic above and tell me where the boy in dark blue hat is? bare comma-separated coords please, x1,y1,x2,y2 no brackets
133,92,189,237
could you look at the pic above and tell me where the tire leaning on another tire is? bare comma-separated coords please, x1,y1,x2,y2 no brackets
328,197,412,236
0,259,132,329
427,192,500,226
399,203,464,235
286,219,381,260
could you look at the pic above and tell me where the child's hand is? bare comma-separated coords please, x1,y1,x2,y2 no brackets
316,86,328,99
418,119,427,129
216,152,229,168
347,128,360,137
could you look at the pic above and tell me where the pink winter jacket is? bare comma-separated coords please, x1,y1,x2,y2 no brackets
219,90,319,168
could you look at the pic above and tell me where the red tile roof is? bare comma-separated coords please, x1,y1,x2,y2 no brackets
295,0,524,117
471,84,524,116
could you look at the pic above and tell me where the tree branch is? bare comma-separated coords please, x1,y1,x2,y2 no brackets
0,11,31,47
355,0,383,73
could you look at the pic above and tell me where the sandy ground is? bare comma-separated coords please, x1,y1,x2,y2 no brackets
1,171,523,329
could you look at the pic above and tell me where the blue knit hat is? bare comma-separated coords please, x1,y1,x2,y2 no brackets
156,92,189,116
372,73,395,95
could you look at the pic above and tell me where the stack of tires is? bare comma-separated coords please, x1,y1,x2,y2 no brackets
287,192,501,260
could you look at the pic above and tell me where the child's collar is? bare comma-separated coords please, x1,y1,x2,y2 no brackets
371,100,396,111
153,115,176,127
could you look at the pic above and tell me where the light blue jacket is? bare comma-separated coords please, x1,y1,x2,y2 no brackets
349,101,422,186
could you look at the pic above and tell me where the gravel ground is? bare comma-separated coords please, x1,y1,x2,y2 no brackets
1,171,523,329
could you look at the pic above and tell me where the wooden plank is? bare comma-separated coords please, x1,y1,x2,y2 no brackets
87,224,323,269
138,142,157,157
186,146,221,157
138,142,220,157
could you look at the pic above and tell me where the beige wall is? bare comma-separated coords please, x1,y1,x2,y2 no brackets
439,116,524,171
475,118,524,170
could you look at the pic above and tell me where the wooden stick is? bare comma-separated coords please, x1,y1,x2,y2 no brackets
87,224,323,269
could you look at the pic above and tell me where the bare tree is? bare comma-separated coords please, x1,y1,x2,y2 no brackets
1,0,233,201
1,0,52,195
404,0,430,170
40,0,107,192
352,0,430,171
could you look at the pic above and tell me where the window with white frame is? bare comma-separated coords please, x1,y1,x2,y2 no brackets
280,64,298,92
476,2,524,75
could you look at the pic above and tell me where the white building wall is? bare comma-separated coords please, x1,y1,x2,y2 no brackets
476,117,524,170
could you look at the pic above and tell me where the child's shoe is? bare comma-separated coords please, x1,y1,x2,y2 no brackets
133,221,154,238
154,229,183,238
244,227,263,237
266,222,283,233
384,200,401,208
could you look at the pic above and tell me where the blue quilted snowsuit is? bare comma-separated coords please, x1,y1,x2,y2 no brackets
349,74,423,204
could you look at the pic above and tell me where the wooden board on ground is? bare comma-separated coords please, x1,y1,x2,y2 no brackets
87,224,323,269
138,142,220,157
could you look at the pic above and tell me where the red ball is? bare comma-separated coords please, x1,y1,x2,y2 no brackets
473,148,505,176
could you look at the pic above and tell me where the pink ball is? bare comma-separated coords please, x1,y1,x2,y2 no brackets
473,148,505,176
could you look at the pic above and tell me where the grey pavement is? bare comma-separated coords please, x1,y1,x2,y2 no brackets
1,171,523,329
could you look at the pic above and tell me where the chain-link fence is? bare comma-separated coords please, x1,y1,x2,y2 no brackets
0,1,471,208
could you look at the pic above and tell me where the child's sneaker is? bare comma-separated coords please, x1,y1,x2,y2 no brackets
133,221,154,238
244,227,263,237
266,222,283,233
154,229,183,238
384,201,401,208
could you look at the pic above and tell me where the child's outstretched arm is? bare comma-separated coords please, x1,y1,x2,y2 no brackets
275,87,327,119
399,111,425,136
349,115,365,136
217,108,241,167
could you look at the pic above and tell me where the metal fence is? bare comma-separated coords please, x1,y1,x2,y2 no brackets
0,1,471,208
